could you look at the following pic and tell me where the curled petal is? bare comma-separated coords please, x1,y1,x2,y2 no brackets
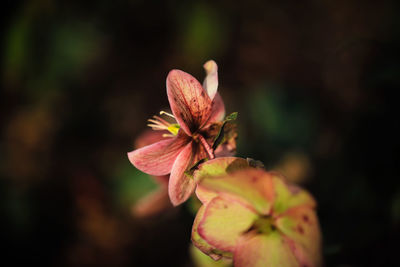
234,232,299,267
197,197,258,252
168,142,196,206
167,70,213,135
203,60,219,100
128,134,189,176
207,93,226,124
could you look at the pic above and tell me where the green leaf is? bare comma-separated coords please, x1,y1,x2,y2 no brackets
225,112,238,121
212,112,238,150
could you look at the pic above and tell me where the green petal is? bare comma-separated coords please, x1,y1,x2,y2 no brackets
194,157,250,183
271,173,316,214
275,206,322,267
192,205,232,260
234,231,299,267
198,169,275,215
194,157,250,205
197,197,258,252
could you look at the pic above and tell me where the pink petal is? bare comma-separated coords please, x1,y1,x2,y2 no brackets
234,232,299,267
134,129,168,149
207,93,226,124
127,134,190,176
168,142,196,206
167,70,213,135
132,187,172,218
151,175,169,187
197,196,258,252
203,60,219,100
275,206,322,267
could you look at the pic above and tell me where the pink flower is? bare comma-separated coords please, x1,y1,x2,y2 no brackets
128,61,233,206
192,157,322,267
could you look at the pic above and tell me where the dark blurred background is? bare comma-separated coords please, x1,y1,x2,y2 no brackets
1,0,399,266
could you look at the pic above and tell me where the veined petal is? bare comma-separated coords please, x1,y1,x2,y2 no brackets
207,93,226,124
275,206,322,267
197,196,258,252
128,134,189,176
203,60,219,100
167,70,213,135
234,232,299,267
168,142,196,206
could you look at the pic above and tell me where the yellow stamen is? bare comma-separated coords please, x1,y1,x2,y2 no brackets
147,112,180,136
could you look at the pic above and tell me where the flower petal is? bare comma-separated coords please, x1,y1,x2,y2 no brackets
190,243,232,267
168,142,196,206
275,206,322,267
167,70,213,135
194,157,250,183
151,174,169,187
134,129,168,149
132,187,172,218
192,205,232,260
234,231,299,267
198,169,275,215
128,134,189,176
271,173,316,214
208,93,226,124
203,60,219,100
197,196,258,252
194,157,250,205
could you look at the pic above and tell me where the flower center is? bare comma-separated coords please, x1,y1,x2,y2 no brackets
249,216,276,235
147,111,180,137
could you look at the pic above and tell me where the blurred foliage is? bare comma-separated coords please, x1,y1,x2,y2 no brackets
1,0,400,266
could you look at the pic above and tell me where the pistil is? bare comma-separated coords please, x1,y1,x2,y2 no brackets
198,134,215,159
